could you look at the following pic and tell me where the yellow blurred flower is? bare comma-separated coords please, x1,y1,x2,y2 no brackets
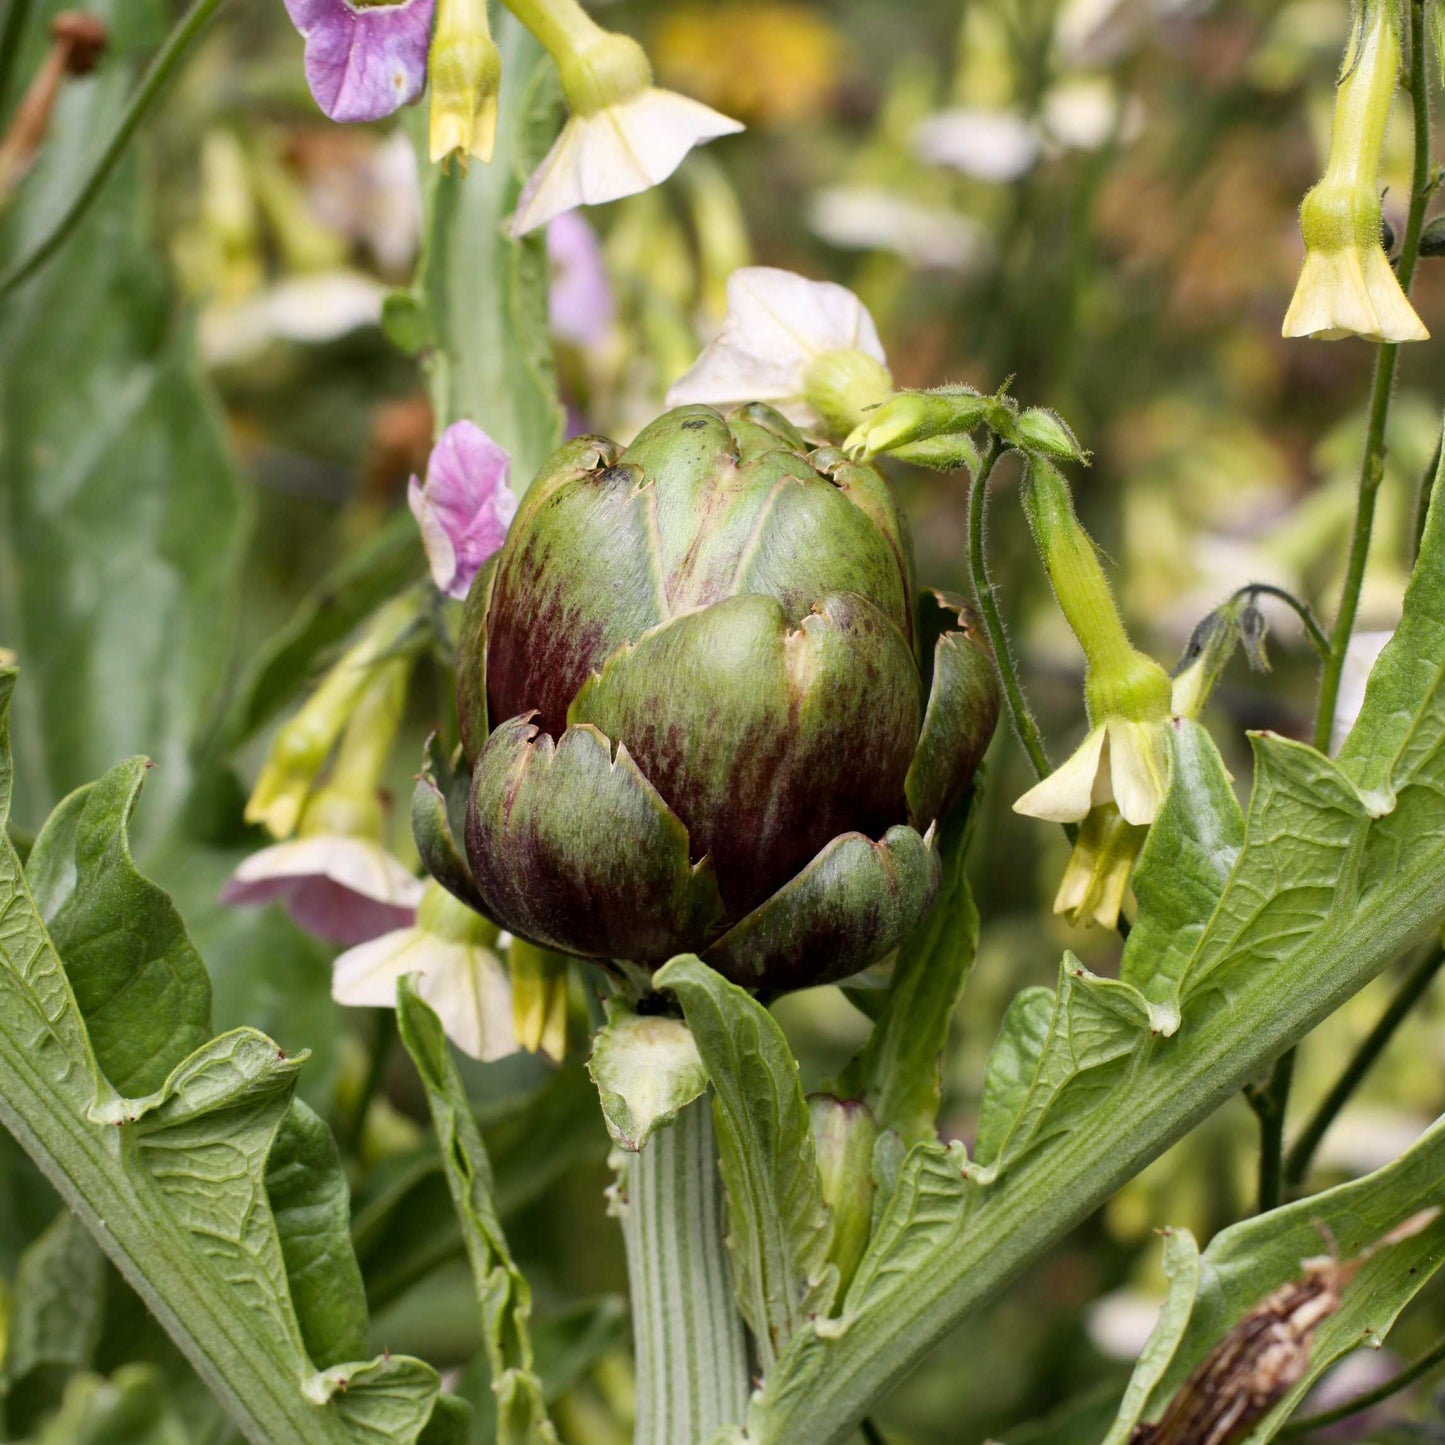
653,3,847,126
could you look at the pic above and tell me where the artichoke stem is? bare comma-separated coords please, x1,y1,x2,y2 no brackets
618,1095,749,1443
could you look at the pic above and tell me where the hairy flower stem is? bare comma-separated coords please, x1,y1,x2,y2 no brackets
620,1096,749,1445
0,0,224,298
1254,0,1434,1212
1284,945,1445,1190
967,442,1065,814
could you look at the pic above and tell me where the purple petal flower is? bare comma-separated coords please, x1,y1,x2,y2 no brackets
221,835,425,945
547,213,614,348
408,421,516,601
284,0,437,124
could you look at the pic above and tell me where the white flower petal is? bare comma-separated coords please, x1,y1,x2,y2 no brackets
408,480,460,596
1013,725,1107,821
912,108,1041,182
807,186,991,272
332,928,430,1007
417,945,516,1062
1106,718,1168,826
665,265,885,422
511,88,742,236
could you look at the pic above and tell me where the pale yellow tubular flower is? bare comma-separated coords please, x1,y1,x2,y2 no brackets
1282,0,1426,342
429,0,502,168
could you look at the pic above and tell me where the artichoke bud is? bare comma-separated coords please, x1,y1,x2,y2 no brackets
808,1096,879,1296
458,402,1000,991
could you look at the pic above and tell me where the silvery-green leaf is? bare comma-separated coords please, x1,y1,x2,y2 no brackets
588,999,708,1152
653,955,837,1370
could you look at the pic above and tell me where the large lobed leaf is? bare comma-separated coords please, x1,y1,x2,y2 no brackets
739,464,1445,1442
0,0,243,854
0,669,445,1443
1108,1115,1445,1441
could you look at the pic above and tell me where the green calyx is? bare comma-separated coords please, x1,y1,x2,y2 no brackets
457,402,1000,990
417,879,499,946
503,0,650,114
801,348,894,441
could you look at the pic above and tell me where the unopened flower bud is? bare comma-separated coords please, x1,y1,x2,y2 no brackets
1009,406,1088,462
808,1096,879,1296
842,386,989,460
429,0,502,168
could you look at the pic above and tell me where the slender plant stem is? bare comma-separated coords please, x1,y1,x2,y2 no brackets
1230,583,1330,658
1245,1045,1293,1214
622,1096,750,1445
0,0,224,298
0,0,36,119
1255,0,1434,1213
1279,1334,1445,1435
344,1009,397,1157
1284,947,1445,1189
967,442,1061,794
1313,0,1432,757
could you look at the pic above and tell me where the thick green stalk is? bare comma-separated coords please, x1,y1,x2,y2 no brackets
621,1095,750,1445
0,0,224,298
1257,0,1435,1207
1284,946,1445,1189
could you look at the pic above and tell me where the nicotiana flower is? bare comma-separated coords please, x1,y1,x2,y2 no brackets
507,0,741,235
548,211,615,346
807,186,990,273
333,881,518,1061
222,831,426,945
408,421,517,601
283,0,436,124
665,266,892,437
1014,713,1169,827
912,108,1040,182
1282,0,1427,342
1014,459,1174,928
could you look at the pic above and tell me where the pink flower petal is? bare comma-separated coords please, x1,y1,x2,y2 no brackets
408,421,516,601
547,213,614,348
283,0,436,124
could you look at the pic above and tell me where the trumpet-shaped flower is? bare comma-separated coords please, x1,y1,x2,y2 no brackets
665,266,892,435
506,1,741,236
1014,714,1168,827
1051,804,1148,930
428,0,501,167
333,882,518,1061
222,832,425,945
1282,0,1426,343
408,421,517,601
283,0,436,124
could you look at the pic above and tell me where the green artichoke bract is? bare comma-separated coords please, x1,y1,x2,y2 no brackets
459,402,998,991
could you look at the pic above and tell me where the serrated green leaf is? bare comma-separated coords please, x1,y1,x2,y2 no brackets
587,998,708,1153
26,759,211,1098
1129,1115,1445,1441
0,668,441,1443
971,987,1053,1170
396,979,557,1445
1119,722,1242,1033
838,798,980,1144
1100,1227,1199,1445
653,955,837,1371
738,486,1445,1445
407,14,564,486
265,1100,369,1370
